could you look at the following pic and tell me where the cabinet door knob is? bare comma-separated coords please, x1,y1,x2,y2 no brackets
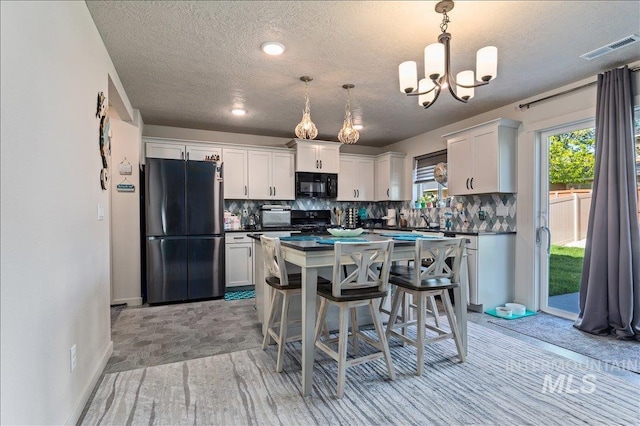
273,187,276,197
387,188,389,196
466,178,470,190
244,185,247,195
316,160,319,169
269,187,272,196
249,247,252,257
357,189,359,198
319,160,322,169
354,189,356,198
470,177,474,189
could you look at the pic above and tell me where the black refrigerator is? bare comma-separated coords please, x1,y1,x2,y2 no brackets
145,158,225,304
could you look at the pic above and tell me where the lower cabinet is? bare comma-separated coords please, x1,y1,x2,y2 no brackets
225,233,253,288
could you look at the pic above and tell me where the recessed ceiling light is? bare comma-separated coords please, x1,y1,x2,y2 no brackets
232,108,246,116
261,41,285,56
353,124,363,130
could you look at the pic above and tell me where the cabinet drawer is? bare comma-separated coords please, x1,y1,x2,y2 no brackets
227,234,251,244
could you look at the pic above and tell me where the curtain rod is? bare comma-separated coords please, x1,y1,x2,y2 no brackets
517,66,640,110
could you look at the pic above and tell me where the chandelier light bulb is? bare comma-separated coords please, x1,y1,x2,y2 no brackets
294,76,318,139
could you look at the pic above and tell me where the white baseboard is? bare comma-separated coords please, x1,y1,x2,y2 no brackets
65,340,113,425
112,296,142,306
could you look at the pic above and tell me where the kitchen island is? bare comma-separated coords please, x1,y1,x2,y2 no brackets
249,232,469,397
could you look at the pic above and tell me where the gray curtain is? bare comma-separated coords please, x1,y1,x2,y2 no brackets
574,66,640,340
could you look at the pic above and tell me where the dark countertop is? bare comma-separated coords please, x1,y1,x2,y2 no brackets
234,226,516,236
247,233,416,252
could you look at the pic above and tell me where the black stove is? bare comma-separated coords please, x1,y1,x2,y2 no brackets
291,209,332,234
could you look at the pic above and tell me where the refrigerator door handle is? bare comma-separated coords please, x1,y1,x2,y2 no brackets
181,151,184,160
186,151,190,160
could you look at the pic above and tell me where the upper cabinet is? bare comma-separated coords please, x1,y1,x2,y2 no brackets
445,118,521,196
222,148,248,199
247,149,295,200
287,139,340,173
146,141,222,161
375,152,406,201
338,154,375,201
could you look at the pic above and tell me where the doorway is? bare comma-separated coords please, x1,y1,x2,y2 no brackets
538,120,595,319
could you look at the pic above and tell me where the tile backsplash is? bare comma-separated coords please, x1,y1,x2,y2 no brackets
224,193,516,232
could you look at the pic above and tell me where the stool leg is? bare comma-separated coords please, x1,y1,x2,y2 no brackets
336,304,349,398
276,291,291,373
428,296,441,327
442,290,466,363
262,289,278,350
350,307,359,356
416,293,427,376
386,288,404,339
370,299,395,381
401,292,409,343
314,298,329,344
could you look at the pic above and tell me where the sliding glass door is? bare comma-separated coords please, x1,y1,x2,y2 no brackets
538,120,595,319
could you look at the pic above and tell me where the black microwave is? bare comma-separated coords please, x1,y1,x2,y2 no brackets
295,172,338,198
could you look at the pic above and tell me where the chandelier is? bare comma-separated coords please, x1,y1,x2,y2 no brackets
398,0,497,109
294,76,318,139
337,84,359,144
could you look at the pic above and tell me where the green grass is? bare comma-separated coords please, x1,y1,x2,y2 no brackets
549,245,585,296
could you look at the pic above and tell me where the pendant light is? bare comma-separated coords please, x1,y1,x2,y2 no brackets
398,0,498,109
294,76,318,139
337,84,359,144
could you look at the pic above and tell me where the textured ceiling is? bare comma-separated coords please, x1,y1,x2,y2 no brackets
86,1,640,147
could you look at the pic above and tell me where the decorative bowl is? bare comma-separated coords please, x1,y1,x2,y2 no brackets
327,228,364,237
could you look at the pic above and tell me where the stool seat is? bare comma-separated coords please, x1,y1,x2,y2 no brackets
317,284,387,302
389,275,456,291
266,274,330,290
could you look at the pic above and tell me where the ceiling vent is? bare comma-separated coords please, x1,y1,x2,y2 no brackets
580,34,640,60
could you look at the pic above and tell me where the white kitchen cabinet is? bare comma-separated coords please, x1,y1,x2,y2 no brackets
247,149,295,200
287,139,341,173
222,148,248,199
375,152,406,201
456,234,515,311
225,233,253,288
145,141,222,161
444,118,521,195
338,154,375,201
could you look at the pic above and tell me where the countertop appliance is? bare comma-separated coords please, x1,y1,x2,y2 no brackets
145,158,225,304
291,209,332,233
261,205,291,228
295,172,337,198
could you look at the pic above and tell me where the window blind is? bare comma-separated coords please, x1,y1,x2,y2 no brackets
414,150,447,183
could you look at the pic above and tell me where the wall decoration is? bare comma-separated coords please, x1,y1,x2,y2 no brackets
118,157,132,175
96,91,110,189
116,177,135,192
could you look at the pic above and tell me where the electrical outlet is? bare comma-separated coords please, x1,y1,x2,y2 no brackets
478,210,486,220
70,344,77,372
242,209,248,216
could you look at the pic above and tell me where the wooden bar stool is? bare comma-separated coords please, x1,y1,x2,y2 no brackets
386,238,466,376
314,239,396,398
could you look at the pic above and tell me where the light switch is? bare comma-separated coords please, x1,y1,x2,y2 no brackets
496,205,509,217
97,204,105,221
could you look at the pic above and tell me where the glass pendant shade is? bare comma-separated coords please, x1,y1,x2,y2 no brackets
418,78,436,107
294,77,318,139
338,84,359,144
456,70,475,100
476,46,498,82
399,61,418,93
424,43,445,80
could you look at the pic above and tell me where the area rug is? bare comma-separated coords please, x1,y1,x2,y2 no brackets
105,298,262,374
488,312,640,373
224,289,255,301
81,321,639,425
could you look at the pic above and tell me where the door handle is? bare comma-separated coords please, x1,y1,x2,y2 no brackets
269,187,272,196
186,151,190,160
319,160,322,169
249,247,252,257
470,177,474,190
466,178,469,190
536,225,551,256
357,189,359,198
354,189,356,198
316,160,319,169
387,188,389,196
181,151,184,160
273,186,276,197
244,185,247,195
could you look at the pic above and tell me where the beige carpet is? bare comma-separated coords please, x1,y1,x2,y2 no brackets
81,321,639,425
